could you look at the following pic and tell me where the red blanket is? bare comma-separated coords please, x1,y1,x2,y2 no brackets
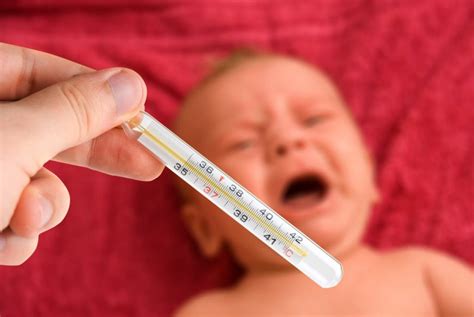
1,1,473,316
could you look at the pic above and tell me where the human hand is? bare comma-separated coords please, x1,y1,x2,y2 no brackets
0,43,164,265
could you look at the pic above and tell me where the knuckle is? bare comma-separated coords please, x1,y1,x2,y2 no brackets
18,47,37,98
0,46,37,100
86,137,99,168
114,139,129,167
57,82,93,142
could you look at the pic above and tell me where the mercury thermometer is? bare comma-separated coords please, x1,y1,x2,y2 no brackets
122,111,343,288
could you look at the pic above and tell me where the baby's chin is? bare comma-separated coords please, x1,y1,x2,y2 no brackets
271,194,366,253
303,225,346,250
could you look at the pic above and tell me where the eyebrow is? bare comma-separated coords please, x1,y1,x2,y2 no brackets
232,119,263,131
205,116,259,145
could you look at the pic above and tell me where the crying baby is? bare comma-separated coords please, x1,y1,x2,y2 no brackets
172,51,473,317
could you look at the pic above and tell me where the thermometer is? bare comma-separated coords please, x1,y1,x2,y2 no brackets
123,111,343,288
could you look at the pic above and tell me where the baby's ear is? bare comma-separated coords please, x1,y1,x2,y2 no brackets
367,150,381,204
372,184,381,204
181,203,224,258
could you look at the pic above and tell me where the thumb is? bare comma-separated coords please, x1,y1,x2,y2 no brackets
4,67,147,172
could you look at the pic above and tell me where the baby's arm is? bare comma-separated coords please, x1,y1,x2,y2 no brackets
422,249,474,316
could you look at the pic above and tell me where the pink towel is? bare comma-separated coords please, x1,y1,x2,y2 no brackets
1,0,472,315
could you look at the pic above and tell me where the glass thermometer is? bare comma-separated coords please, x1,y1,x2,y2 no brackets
123,111,343,288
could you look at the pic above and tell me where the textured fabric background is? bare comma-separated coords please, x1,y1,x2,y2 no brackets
1,0,473,316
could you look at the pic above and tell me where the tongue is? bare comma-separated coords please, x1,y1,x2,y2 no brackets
284,192,323,208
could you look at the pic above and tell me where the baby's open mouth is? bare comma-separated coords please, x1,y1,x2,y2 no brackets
282,174,329,208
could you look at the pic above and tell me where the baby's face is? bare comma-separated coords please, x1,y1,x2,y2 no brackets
176,57,378,270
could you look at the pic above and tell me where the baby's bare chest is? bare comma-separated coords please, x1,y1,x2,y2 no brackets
232,271,438,316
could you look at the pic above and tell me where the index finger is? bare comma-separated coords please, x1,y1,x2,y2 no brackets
0,42,93,100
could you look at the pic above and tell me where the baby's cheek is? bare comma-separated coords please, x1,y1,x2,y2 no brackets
327,129,376,215
329,124,369,170
218,156,265,189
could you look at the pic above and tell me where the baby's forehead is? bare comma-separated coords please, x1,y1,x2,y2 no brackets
175,57,346,136
198,58,340,104
215,56,334,89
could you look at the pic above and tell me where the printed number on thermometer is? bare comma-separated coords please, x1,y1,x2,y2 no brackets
173,157,306,259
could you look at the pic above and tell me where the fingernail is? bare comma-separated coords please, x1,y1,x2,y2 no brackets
0,234,6,252
108,70,143,116
38,196,53,229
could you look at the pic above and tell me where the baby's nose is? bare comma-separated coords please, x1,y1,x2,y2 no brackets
271,135,307,158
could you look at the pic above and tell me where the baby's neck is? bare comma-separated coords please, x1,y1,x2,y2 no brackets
330,240,369,262
239,243,371,288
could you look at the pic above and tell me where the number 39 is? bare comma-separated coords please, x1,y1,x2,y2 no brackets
233,209,248,222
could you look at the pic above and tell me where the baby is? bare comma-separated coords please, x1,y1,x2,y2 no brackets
172,51,473,316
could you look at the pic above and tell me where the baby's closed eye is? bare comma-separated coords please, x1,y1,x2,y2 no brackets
231,138,259,151
303,115,324,127
225,134,261,153
302,113,332,128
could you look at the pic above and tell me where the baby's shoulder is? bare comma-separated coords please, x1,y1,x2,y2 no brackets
377,246,463,270
174,289,234,317
380,246,437,261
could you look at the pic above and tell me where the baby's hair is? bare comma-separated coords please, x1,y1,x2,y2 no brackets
182,48,274,105
182,48,323,108
200,48,269,84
